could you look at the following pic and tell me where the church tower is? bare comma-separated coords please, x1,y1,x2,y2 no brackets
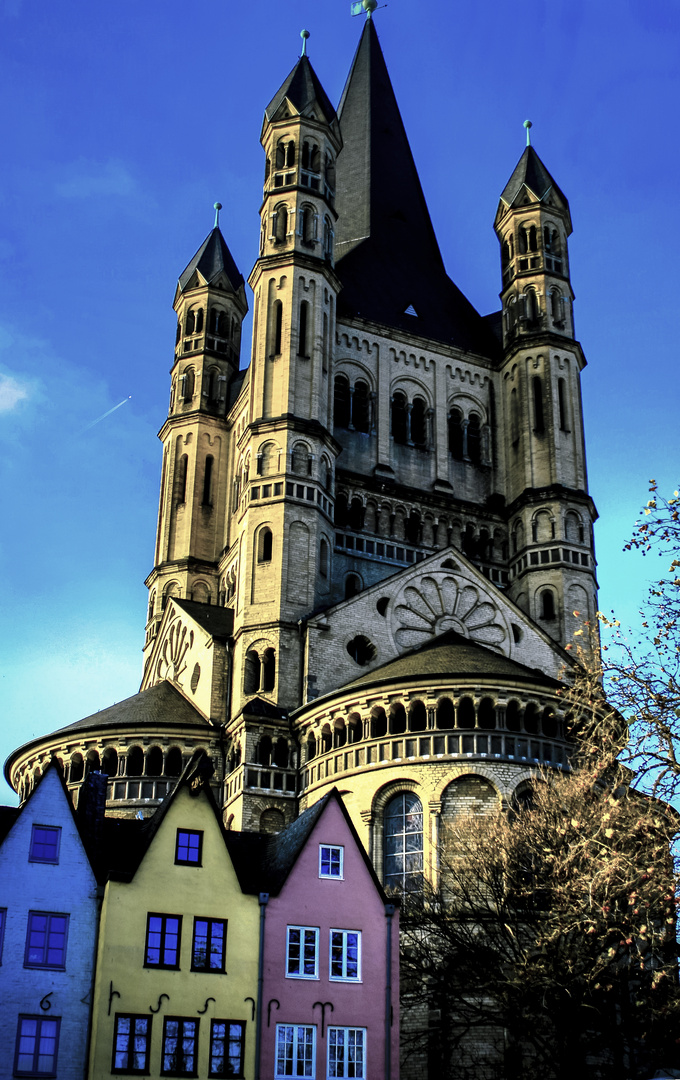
143,221,247,668
494,129,598,645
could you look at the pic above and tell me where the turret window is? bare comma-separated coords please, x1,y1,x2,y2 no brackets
274,205,288,245
532,376,545,433
258,528,273,563
298,301,309,357
540,590,556,620
391,391,408,445
323,216,334,262
301,141,321,189
300,205,317,246
202,456,213,506
544,227,563,273
176,455,188,504
525,288,540,324
180,368,195,402
272,301,283,356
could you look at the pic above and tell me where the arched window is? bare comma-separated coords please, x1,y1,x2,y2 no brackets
457,697,475,729
286,141,295,168
244,650,260,694
306,734,316,761
185,309,196,336
320,538,329,578
274,738,289,768
300,205,315,245
526,289,539,323
334,375,351,429
276,141,285,169
348,715,362,744
262,649,276,692
176,455,188,504
181,368,195,402
126,746,143,776
467,415,481,464
323,216,334,261
371,708,387,738
272,301,283,355
448,408,464,460
202,455,213,506
258,529,273,563
145,746,163,776
291,443,310,475
411,398,427,446
408,700,427,732
524,704,540,734
165,747,183,777
334,492,348,528
540,590,556,620
258,736,272,767
391,392,408,444
506,701,522,732
528,225,538,252
333,721,346,749
353,381,370,434
258,443,275,477
298,301,309,357
70,754,84,783
321,458,331,491
348,496,364,531
345,574,361,600
102,747,118,777
389,703,407,735
321,726,332,754
478,698,496,729
436,698,455,729
533,376,545,433
195,308,204,334
86,749,100,776
274,205,288,245
383,792,423,892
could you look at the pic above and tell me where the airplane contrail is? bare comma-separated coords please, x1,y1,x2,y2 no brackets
79,396,132,434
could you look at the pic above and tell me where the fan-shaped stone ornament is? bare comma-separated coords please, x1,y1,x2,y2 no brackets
390,573,510,654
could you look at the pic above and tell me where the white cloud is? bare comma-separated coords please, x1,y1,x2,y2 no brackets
55,159,137,199
0,370,30,412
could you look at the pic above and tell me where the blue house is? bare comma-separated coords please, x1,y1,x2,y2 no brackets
0,762,99,1079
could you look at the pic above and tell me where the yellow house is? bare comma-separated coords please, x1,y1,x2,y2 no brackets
89,752,260,1079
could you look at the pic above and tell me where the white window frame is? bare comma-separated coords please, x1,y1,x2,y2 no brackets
329,929,361,982
286,926,319,979
275,1024,316,1078
327,1027,366,1079
318,845,344,879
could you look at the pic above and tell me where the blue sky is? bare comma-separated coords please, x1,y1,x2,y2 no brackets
1,0,678,801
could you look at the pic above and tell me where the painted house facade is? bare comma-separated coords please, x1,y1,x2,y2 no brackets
88,754,261,1080
0,764,99,1080
260,791,399,1080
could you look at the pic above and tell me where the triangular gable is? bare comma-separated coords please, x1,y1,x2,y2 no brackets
305,546,570,703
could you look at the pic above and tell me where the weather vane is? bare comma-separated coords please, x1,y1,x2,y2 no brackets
350,0,382,18
524,119,533,147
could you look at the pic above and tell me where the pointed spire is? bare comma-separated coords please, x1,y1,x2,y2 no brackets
334,19,498,355
499,144,570,220
264,53,336,125
177,226,244,295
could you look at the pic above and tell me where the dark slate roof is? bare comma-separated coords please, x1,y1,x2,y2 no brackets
345,630,560,691
264,55,336,124
0,805,20,842
177,227,244,295
500,145,569,211
50,681,211,737
236,697,289,721
334,21,499,357
174,598,234,640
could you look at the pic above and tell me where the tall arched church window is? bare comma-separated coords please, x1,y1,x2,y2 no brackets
448,408,464,460
185,309,196,336
298,301,309,357
383,792,423,893
258,528,273,563
175,455,188,504
391,392,408,445
319,538,329,578
180,368,195,402
244,650,259,695
540,590,556,620
353,381,370,434
286,141,295,168
262,649,276,692
532,376,545,433
334,375,351,429
467,414,482,464
558,378,568,430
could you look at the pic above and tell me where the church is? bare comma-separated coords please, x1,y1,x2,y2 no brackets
4,8,597,895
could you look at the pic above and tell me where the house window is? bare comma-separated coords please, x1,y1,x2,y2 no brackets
145,914,182,969
162,1017,199,1077
29,825,61,864
319,845,343,878
112,1015,152,1074
192,918,227,973
275,1025,316,1078
209,1020,245,1078
286,926,319,978
14,1016,61,1077
329,930,361,981
24,912,69,969
327,1028,365,1079
176,829,203,866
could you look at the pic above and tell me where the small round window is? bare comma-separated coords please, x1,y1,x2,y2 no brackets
346,636,376,666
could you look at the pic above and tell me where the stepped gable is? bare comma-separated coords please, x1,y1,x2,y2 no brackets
345,629,561,691
334,19,499,357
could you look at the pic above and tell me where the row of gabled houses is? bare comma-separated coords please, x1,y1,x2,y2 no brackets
0,753,398,1080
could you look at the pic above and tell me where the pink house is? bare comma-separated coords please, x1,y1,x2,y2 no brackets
257,790,399,1080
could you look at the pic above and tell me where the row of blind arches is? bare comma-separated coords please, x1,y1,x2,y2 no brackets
304,697,561,756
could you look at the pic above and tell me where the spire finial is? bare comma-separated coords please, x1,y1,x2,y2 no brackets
213,202,222,228
300,29,310,56
524,119,533,147
351,0,378,17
